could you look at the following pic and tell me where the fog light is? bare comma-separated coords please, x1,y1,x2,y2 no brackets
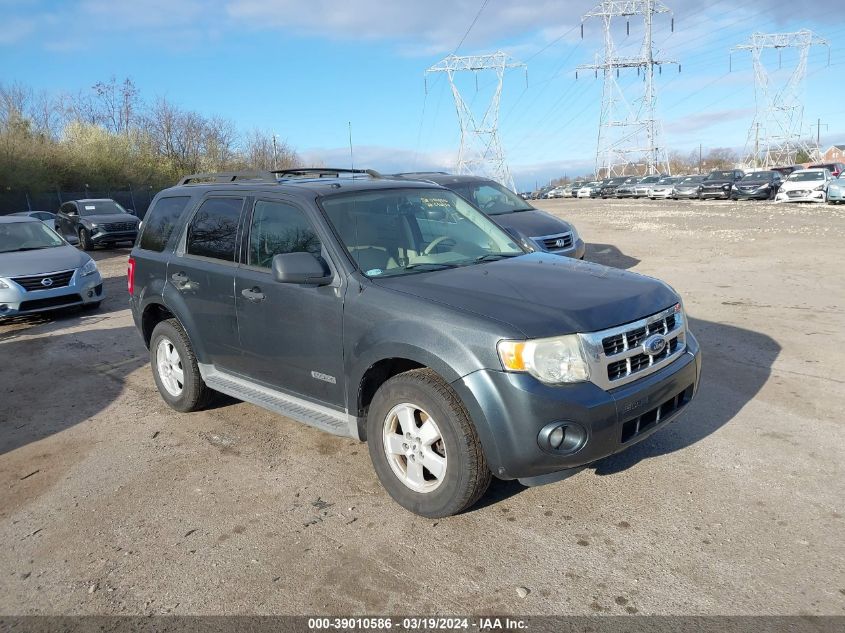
87,290,94,298
538,422,587,455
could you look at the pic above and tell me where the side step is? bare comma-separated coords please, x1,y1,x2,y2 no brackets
199,364,360,439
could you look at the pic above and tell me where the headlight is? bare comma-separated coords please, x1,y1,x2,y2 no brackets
0,279,9,289
569,226,580,242
498,334,590,384
722,184,730,189
813,184,826,191
80,259,98,277
89,222,99,228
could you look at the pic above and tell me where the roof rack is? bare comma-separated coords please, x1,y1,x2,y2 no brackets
393,171,450,177
177,171,276,186
272,168,383,180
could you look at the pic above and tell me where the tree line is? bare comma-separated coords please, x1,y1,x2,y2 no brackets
0,77,300,193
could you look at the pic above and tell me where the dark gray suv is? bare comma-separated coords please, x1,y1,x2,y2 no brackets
129,168,701,517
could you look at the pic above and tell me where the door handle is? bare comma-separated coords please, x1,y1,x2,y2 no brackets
241,287,265,303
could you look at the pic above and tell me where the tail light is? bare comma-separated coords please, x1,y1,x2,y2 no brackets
127,256,135,296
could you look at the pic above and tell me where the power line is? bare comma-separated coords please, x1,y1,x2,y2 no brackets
453,0,491,55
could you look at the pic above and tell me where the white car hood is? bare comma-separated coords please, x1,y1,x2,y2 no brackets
779,179,824,192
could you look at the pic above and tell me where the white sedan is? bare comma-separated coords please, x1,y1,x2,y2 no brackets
774,169,832,203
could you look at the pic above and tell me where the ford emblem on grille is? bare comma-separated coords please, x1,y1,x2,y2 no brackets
40,278,53,287
643,334,667,356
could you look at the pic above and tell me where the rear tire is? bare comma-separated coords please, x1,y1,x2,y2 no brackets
367,368,491,518
149,319,213,413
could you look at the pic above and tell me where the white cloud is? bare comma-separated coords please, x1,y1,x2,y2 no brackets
300,144,456,174
0,17,35,45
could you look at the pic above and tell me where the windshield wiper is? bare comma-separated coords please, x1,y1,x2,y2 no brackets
11,246,51,252
474,253,522,263
400,262,461,271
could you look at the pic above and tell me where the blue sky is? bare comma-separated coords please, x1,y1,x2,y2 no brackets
2,0,844,190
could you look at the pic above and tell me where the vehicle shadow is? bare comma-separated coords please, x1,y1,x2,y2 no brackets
584,243,641,270
0,325,147,457
591,316,779,475
475,315,779,507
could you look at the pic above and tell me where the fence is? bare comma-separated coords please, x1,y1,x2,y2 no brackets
0,186,161,219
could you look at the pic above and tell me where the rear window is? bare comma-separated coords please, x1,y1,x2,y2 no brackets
139,196,191,252
186,197,243,262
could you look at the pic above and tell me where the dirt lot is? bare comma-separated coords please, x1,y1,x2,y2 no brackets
1,197,843,616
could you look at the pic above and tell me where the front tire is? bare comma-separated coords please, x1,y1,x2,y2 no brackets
149,319,213,412
367,368,491,518
79,229,94,251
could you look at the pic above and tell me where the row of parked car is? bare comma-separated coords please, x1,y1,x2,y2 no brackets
534,161,845,204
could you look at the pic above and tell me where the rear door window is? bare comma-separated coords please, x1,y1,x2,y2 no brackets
186,197,244,262
139,196,192,252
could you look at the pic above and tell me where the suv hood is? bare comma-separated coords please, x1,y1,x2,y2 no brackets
701,178,733,186
0,244,88,277
491,209,572,238
373,253,678,338
82,214,139,225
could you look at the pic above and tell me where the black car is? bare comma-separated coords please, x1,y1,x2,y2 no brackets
599,176,628,198
394,173,585,259
129,167,700,517
771,165,802,178
698,169,745,200
731,171,783,200
614,177,641,198
55,198,140,250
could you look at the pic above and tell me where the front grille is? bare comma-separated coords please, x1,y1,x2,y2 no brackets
607,337,681,380
12,270,74,291
19,294,82,311
620,384,694,443
102,221,136,232
787,190,808,197
579,305,686,390
535,232,573,251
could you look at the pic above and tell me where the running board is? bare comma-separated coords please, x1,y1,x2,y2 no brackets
198,364,361,439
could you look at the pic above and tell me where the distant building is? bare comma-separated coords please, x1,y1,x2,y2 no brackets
823,145,845,161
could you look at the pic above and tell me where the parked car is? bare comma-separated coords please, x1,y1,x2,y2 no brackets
577,181,602,198
648,176,683,199
599,176,628,198
395,172,585,259
567,181,585,198
731,171,783,200
633,175,663,198
614,177,642,198
827,172,845,204
9,211,57,230
0,215,104,318
808,162,845,178
671,175,705,199
698,169,745,200
130,168,700,517
771,165,802,178
774,168,831,203
55,198,140,251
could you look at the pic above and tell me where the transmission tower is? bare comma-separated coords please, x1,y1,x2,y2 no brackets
426,51,526,191
577,0,678,177
731,30,829,168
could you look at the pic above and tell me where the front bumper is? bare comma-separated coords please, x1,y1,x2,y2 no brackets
673,189,700,199
827,187,844,202
775,190,826,203
0,270,104,318
452,332,701,481
648,189,673,199
732,188,772,200
699,187,732,199
90,228,138,245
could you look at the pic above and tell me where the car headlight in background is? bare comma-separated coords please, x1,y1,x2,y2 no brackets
498,334,590,384
80,259,99,277
0,279,9,289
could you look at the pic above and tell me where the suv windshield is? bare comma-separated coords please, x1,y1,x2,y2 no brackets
0,221,65,253
741,172,774,182
78,200,128,216
706,171,735,180
787,171,825,182
320,188,524,277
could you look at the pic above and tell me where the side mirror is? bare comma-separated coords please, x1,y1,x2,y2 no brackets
271,252,332,285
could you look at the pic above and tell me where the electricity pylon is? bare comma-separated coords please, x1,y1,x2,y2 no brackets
426,51,526,191
577,0,678,177
731,30,829,168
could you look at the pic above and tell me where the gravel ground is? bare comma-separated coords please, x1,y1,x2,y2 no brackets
0,197,843,616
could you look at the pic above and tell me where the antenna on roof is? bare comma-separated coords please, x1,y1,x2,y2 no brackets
348,121,355,177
